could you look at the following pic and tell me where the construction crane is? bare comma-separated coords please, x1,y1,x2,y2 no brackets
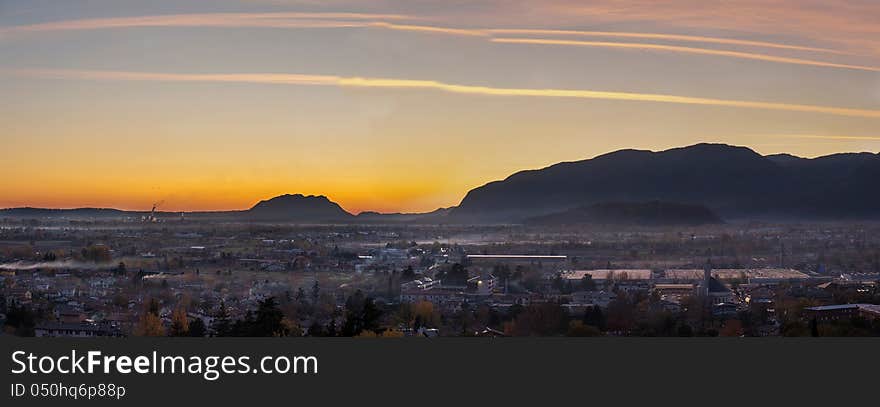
143,200,164,223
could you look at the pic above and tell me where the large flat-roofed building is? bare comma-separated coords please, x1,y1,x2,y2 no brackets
466,254,568,267
653,283,696,296
561,269,652,281
34,322,123,337
805,304,880,321
401,277,441,291
664,268,809,283
400,289,463,306
467,275,497,296
570,290,617,308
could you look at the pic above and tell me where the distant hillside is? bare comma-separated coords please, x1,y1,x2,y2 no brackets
525,201,723,226
0,195,447,224
244,194,353,222
3,143,879,224
452,143,880,222
354,207,453,223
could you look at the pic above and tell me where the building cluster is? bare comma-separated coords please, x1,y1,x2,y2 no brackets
1,220,879,337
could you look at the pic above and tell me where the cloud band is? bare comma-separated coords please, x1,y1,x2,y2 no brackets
11,68,880,119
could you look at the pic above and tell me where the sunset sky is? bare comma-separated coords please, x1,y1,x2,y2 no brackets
1,0,879,213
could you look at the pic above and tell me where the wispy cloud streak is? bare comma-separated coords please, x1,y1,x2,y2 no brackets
1,12,850,56
368,22,487,36
0,12,409,35
491,38,880,72
488,28,847,55
0,14,487,37
4,12,872,74
11,68,880,119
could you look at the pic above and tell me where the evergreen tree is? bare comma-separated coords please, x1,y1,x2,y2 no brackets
363,298,381,332
342,290,366,336
295,287,307,305
251,297,289,336
326,319,337,337
4,301,36,337
188,318,207,337
311,280,320,304
308,320,325,337
583,306,606,331
148,298,160,316
212,301,231,337
169,307,189,337
401,266,415,280
115,262,126,276
342,290,382,336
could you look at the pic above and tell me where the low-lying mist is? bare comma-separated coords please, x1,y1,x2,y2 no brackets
0,260,117,271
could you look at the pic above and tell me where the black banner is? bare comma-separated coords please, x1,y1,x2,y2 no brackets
2,337,877,406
